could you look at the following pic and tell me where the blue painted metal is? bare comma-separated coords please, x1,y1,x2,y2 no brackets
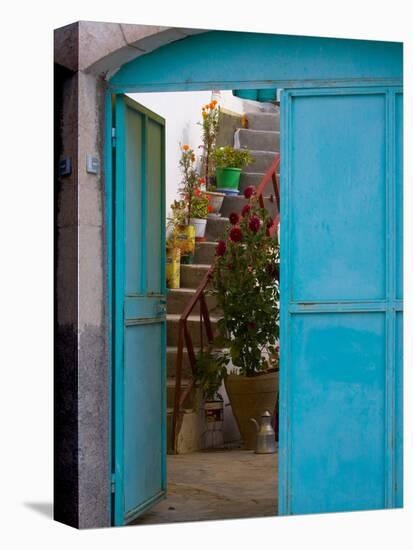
109,32,402,92
104,30,403,520
279,87,403,514
112,95,166,526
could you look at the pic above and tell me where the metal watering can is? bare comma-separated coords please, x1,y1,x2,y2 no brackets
250,411,277,454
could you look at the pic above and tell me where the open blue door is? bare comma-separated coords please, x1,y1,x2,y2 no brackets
279,87,403,515
113,95,166,525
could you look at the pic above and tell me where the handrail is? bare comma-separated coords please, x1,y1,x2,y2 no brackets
171,153,281,452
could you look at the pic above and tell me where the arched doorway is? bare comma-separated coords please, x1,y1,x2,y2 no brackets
105,30,403,525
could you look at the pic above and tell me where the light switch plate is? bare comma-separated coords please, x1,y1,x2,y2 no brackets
86,154,100,174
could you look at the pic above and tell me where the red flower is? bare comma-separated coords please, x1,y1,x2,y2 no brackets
249,215,261,233
241,204,251,217
208,204,214,213
199,177,206,184
216,240,227,256
244,186,255,199
229,227,243,243
229,212,239,225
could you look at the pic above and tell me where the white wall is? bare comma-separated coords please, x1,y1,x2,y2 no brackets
128,90,214,214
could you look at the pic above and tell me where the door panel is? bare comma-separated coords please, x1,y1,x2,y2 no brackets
290,94,386,302
279,87,403,515
113,95,166,525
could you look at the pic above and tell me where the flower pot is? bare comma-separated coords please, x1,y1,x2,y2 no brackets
166,247,180,289
215,167,242,193
207,191,225,214
173,224,195,264
189,218,207,241
224,371,279,450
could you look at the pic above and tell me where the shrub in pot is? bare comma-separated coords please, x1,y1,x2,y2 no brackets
211,146,254,195
189,190,209,241
211,189,280,449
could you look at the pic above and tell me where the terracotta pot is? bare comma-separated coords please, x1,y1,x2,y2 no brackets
224,371,279,450
207,191,225,214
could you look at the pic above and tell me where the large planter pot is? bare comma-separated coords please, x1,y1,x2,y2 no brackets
215,167,242,194
225,371,279,450
189,218,207,241
207,191,225,214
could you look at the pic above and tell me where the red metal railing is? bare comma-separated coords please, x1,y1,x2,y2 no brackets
171,153,281,452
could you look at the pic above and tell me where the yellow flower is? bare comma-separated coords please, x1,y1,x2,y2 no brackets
202,111,207,119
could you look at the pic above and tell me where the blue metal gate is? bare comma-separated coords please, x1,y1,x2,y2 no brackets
279,87,403,514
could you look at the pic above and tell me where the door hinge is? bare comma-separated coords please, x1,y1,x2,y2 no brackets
111,128,116,148
111,473,116,494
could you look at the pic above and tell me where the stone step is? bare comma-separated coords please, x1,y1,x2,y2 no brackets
244,150,278,173
167,313,219,347
194,240,217,264
180,264,210,288
234,128,280,152
205,215,229,241
220,194,278,218
239,171,280,193
245,111,280,131
167,287,217,315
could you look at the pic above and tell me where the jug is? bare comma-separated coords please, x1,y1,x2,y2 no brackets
250,411,277,454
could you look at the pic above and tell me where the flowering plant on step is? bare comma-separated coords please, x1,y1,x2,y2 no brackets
211,186,280,377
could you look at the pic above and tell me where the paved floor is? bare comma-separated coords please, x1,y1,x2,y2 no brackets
133,449,278,525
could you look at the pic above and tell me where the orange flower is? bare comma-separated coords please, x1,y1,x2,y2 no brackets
182,144,190,151
211,99,218,107
191,154,196,162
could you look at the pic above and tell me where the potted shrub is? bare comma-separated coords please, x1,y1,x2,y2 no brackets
195,348,228,447
205,183,225,217
168,199,196,264
211,146,253,195
189,189,209,241
211,187,280,449
198,99,220,187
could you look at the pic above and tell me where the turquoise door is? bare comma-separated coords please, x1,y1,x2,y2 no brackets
279,87,403,514
113,95,166,525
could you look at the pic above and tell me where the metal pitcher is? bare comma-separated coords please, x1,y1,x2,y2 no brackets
250,411,277,454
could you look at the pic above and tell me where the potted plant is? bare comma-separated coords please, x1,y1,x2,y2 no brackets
198,99,220,187
211,146,254,195
205,183,225,217
168,199,196,265
195,348,228,447
189,189,209,241
211,186,280,449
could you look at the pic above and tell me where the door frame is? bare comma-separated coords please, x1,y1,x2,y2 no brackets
105,78,403,524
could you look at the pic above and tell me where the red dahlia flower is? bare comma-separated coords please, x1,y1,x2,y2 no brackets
229,227,243,242
244,186,255,199
216,240,226,256
249,215,261,233
241,204,251,217
229,212,240,225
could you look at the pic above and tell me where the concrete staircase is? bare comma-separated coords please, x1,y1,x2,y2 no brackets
166,105,280,454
